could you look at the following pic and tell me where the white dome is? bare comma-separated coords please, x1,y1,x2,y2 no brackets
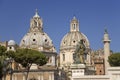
8,40,16,46
20,32,56,52
60,17,90,51
60,31,90,50
20,10,56,52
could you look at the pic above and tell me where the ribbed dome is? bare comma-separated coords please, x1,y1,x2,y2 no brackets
60,17,90,50
60,31,90,50
8,40,16,46
20,32,56,52
19,10,56,52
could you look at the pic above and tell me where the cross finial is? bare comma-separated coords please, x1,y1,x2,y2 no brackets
33,9,40,18
36,9,38,14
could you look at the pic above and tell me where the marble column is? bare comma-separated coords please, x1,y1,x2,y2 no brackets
52,72,54,80
38,73,43,80
41,73,43,80
38,74,40,80
23,73,26,80
49,73,52,80
52,56,55,66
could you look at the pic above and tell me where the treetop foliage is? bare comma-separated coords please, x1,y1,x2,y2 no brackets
0,45,7,78
13,48,47,68
108,53,120,66
0,45,6,56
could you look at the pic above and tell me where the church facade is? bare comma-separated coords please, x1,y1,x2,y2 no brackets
6,10,58,80
59,16,111,76
0,10,113,80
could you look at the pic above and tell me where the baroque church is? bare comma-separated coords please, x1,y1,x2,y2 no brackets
0,10,112,80
59,16,111,76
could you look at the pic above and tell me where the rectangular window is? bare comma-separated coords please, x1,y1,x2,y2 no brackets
63,54,65,61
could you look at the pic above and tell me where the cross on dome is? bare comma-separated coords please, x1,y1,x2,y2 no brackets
73,16,77,20
33,9,40,18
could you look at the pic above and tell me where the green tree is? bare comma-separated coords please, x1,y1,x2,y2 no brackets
0,45,6,56
13,48,47,80
5,50,15,58
0,45,7,79
0,56,4,79
108,53,120,66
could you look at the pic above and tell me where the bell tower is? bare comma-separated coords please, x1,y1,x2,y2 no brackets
70,16,79,32
103,29,111,75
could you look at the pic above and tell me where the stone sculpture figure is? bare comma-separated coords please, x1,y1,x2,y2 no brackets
73,39,86,64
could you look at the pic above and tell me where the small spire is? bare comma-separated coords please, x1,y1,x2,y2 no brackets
71,16,78,22
36,9,38,14
33,9,40,18
73,16,77,20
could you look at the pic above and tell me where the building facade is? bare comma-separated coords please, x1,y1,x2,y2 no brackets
59,17,91,71
59,16,111,76
7,10,58,80
1,10,113,80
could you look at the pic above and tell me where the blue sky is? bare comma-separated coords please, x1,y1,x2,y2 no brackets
0,0,120,53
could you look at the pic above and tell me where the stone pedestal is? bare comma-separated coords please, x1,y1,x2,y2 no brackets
85,65,96,75
69,64,86,78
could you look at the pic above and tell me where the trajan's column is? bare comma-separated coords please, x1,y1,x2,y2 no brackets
103,29,111,75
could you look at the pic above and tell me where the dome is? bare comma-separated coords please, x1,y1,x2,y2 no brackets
8,40,16,46
19,10,56,52
60,32,90,50
60,17,90,50
20,32,56,52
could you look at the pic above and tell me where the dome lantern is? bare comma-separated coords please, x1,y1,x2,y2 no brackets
29,9,43,32
70,16,79,32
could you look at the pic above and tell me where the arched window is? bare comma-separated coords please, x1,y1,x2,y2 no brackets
73,24,76,30
63,54,65,61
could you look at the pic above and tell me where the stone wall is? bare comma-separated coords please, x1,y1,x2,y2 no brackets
72,75,110,80
71,67,120,80
108,67,120,80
